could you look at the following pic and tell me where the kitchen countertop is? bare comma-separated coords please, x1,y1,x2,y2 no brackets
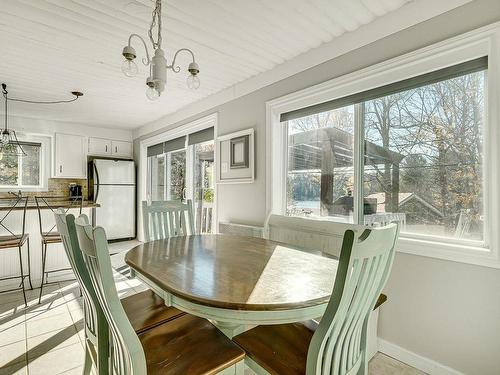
0,199,99,211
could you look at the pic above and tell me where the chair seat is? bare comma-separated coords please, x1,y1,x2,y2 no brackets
0,234,29,249
233,293,388,375
121,290,185,334
234,320,317,375
41,232,62,244
139,314,245,375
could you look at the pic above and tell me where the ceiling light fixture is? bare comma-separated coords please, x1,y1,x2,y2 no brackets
1,83,83,156
121,0,200,101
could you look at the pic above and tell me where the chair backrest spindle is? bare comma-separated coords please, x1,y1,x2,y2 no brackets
75,217,147,375
306,224,399,375
53,210,109,374
142,200,195,242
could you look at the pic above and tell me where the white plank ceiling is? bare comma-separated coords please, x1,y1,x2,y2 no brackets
0,0,411,129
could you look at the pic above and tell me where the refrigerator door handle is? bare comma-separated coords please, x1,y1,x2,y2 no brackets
94,162,100,202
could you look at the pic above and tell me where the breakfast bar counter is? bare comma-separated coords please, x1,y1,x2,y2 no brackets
0,200,99,210
0,199,98,287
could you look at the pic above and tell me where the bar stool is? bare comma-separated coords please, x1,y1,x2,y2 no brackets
0,196,33,306
35,195,82,303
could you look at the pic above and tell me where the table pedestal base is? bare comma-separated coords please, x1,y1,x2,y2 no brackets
211,321,246,339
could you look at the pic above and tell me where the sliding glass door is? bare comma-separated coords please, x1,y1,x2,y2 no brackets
146,127,215,233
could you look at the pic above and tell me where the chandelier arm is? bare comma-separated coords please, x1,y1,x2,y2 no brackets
168,48,196,73
128,33,151,66
148,0,162,49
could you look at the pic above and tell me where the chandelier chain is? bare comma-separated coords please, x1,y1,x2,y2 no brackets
148,0,162,50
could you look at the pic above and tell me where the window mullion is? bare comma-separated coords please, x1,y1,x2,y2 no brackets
353,102,365,225
163,155,167,201
185,146,195,203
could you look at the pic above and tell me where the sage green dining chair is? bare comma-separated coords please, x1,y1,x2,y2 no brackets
54,210,185,375
234,223,399,375
142,200,195,242
54,210,109,374
74,216,245,374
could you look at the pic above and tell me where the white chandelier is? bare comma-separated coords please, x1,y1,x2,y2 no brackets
121,0,200,100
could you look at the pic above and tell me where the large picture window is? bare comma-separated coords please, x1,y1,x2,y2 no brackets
363,71,484,241
282,58,486,243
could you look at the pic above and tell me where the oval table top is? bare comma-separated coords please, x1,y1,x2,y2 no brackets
125,234,339,312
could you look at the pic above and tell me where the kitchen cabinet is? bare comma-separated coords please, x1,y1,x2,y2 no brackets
111,140,133,158
54,133,87,178
88,137,132,158
88,137,111,156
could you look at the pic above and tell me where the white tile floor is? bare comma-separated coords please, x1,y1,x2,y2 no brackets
0,240,425,375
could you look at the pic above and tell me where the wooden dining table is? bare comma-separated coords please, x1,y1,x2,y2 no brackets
125,234,339,338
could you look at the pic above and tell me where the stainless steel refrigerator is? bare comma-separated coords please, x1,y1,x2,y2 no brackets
89,159,135,241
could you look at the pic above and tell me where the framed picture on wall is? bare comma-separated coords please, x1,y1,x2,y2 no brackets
230,135,249,169
216,128,254,183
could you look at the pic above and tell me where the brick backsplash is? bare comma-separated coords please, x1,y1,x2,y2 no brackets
0,178,88,199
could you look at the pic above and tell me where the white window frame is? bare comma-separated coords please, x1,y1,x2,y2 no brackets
0,132,51,192
266,23,500,269
138,113,218,241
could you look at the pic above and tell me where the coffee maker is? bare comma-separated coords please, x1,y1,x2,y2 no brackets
68,183,82,199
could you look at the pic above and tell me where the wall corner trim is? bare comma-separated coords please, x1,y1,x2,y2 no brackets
378,338,466,375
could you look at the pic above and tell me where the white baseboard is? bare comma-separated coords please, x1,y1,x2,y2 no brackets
378,338,466,375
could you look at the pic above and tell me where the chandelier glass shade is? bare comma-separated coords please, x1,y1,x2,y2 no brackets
121,59,138,77
121,0,200,100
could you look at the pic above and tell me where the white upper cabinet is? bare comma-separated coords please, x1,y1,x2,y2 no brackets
54,133,87,178
88,137,111,156
111,140,133,158
88,137,132,158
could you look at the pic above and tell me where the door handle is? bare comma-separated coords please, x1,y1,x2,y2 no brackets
115,146,118,153
105,145,108,153
59,165,62,173
94,163,100,202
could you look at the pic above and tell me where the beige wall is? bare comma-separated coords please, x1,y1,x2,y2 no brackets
381,252,500,374
135,1,500,373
